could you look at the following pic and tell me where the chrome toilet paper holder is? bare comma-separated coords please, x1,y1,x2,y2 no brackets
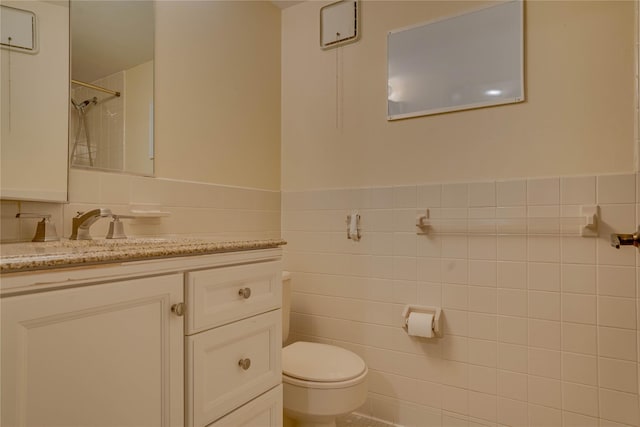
401,304,442,337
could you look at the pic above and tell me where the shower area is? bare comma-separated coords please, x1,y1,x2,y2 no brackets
69,73,124,170
69,0,154,176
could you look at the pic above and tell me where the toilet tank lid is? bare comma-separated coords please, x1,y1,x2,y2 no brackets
282,342,366,382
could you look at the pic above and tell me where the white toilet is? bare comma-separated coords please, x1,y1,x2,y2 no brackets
281,271,368,427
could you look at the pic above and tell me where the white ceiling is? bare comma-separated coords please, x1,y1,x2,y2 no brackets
71,1,154,83
71,1,303,84
271,1,304,10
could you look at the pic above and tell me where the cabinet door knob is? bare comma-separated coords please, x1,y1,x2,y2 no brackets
238,358,251,370
171,303,185,316
238,287,252,299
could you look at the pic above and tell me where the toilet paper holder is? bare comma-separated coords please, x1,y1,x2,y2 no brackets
401,304,442,338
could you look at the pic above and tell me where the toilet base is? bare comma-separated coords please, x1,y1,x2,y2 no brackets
282,370,367,424
284,411,336,427
281,341,368,427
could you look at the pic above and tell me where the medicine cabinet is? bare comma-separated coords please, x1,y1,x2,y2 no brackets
0,1,69,202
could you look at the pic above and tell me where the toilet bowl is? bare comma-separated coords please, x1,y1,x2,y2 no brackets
282,272,368,427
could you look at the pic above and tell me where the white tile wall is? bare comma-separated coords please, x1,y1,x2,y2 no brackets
5,171,640,425
70,73,124,170
283,174,640,427
1,169,280,243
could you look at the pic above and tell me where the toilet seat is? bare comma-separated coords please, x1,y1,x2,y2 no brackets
283,368,368,390
283,342,366,383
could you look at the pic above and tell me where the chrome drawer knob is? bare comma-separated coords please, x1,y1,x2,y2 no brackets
238,358,251,370
238,287,252,299
171,303,185,316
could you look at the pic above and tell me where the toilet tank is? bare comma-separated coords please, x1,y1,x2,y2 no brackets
282,271,291,344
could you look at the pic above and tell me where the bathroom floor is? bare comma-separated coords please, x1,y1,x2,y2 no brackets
336,413,395,427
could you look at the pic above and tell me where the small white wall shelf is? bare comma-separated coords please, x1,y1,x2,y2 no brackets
128,211,171,218
416,205,598,237
129,204,171,218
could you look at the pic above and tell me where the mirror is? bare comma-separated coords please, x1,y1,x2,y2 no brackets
69,0,154,176
0,1,69,202
387,0,524,120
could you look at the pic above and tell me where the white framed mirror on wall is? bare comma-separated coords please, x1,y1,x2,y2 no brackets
387,0,524,120
0,1,69,203
69,0,154,177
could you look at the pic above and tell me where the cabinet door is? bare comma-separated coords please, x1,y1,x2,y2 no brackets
186,310,281,427
1,1,69,202
1,274,184,427
208,385,282,427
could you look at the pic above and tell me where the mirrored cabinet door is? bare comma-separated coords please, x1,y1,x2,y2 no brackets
0,1,69,202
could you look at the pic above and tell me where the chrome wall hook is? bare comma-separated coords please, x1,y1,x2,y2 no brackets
346,211,361,241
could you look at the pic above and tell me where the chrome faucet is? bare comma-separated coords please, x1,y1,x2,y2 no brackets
69,208,112,240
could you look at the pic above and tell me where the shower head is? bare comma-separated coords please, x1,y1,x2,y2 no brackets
80,97,98,107
71,97,98,112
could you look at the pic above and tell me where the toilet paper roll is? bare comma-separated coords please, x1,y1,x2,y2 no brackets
407,312,434,338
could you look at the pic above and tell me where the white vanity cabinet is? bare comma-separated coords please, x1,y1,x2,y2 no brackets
185,261,282,427
1,274,185,427
210,384,283,427
0,248,283,427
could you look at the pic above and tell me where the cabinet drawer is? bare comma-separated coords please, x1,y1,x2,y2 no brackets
186,310,282,427
207,385,282,427
186,261,281,334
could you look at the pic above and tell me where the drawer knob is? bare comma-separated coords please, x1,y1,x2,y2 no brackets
238,358,251,370
171,303,185,316
238,287,252,299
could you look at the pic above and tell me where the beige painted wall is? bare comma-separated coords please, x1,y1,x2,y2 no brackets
281,0,636,191
155,1,281,191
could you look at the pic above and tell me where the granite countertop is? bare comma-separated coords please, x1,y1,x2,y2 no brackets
0,238,286,274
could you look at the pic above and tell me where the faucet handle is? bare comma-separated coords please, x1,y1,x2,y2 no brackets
16,212,51,220
16,213,60,242
105,214,136,239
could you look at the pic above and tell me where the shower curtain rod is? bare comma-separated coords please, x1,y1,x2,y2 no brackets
71,79,121,97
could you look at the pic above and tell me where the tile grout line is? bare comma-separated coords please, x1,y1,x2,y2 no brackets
559,177,566,425
595,176,602,422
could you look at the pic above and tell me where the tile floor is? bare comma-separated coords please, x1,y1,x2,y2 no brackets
336,413,395,427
